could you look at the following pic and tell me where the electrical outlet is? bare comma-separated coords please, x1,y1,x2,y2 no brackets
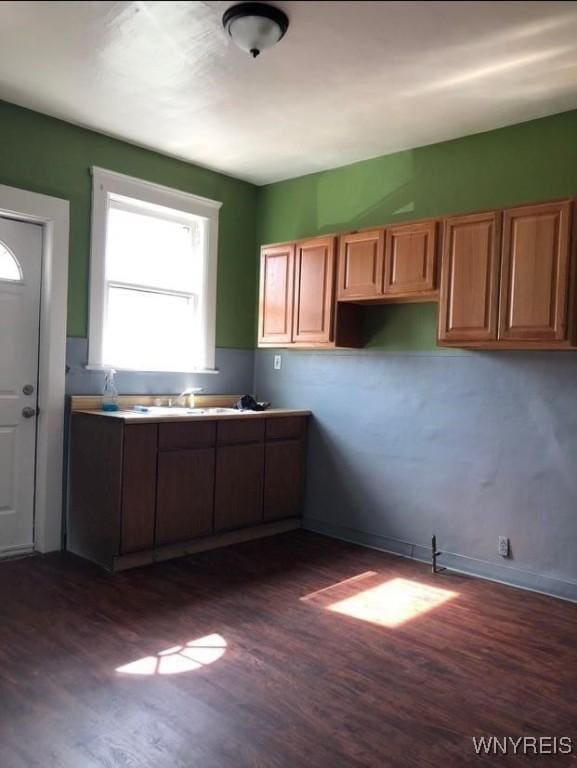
498,536,509,557
273,354,282,370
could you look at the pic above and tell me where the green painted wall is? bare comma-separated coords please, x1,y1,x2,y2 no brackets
0,100,257,347
4,100,577,351
257,109,577,349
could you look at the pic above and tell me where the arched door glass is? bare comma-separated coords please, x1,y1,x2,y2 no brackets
0,242,23,282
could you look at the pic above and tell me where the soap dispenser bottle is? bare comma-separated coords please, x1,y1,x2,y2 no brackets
102,369,119,412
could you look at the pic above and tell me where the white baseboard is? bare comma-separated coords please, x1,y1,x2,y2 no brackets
0,543,35,561
304,518,577,604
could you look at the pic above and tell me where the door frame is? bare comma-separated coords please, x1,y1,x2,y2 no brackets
0,182,69,554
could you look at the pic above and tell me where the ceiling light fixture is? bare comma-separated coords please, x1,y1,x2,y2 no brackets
222,2,289,58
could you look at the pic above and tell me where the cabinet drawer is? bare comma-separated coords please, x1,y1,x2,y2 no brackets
159,421,216,450
217,418,265,445
265,416,306,441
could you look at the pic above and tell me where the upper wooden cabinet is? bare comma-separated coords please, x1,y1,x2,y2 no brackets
258,197,576,351
438,199,576,348
337,229,384,300
384,220,437,297
499,200,572,342
337,220,438,302
293,236,337,344
259,235,361,349
438,211,502,343
258,243,295,345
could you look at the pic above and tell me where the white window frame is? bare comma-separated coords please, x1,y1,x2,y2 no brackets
88,167,222,372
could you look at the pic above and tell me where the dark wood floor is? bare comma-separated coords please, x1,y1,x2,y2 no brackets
1,531,576,768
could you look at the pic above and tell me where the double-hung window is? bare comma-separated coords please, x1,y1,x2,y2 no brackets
88,168,221,372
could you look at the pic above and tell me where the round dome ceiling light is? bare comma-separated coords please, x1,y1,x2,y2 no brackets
222,2,289,58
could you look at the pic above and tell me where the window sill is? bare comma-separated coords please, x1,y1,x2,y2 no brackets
84,364,219,375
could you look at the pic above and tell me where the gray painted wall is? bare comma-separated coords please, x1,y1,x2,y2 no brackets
64,335,577,602
254,349,577,602
66,337,255,396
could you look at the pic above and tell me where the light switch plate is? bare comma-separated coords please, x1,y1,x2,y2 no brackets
273,354,282,370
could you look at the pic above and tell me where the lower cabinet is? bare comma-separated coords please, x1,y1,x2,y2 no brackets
120,424,158,554
264,439,305,522
264,415,306,522
156,447,215,546
215,443,265,531
68,413,308,570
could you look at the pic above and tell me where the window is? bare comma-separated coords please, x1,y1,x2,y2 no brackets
88,168,221,372
0,242,22,282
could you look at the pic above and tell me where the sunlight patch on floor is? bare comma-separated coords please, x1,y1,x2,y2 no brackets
302,573,458,628
328,578,458,627
116,633,227,676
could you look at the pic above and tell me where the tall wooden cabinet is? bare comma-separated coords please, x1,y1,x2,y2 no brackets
438,199,575,348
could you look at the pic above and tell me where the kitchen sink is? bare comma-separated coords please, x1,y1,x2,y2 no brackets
127,406,247,416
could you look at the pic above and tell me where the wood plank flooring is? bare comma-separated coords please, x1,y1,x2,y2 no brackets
0,531,576,767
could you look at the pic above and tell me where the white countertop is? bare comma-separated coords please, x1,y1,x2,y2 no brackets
73,408,311,423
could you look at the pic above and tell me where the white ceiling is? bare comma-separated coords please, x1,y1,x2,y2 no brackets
0,1,577,185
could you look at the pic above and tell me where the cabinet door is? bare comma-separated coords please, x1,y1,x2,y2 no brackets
264,439,306,522
292,236,336,344
214,443,264,532
384,220,437,296
438,211,501,343
121,424,158,554
337,229,384,300
156,448,215,546
499,200,572,342
258,243,295,345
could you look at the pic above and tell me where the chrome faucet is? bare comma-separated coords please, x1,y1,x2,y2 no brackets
169,387,203,408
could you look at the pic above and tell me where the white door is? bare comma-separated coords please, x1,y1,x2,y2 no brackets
0,217,42,558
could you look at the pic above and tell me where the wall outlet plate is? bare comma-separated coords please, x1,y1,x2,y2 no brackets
498,536,510,557
274,354,282,370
